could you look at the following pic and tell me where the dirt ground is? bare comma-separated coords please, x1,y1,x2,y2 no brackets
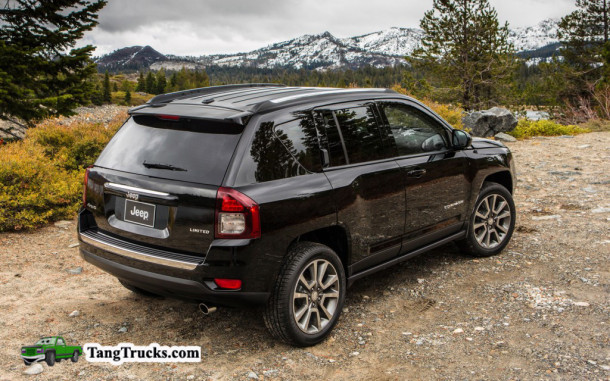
1,132,608,381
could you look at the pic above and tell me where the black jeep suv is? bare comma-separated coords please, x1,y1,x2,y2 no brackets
78,84,516,346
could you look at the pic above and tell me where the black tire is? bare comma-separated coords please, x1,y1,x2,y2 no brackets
45,351,56,366
264,242,346,347
71,351,79,363
23,360,31,366
457,182,516,257
119,279,160,297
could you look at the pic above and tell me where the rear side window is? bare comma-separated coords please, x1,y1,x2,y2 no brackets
95,116,243,185
379,102,449,156
274,118,322,173
317,104,392,166
236,116,321,185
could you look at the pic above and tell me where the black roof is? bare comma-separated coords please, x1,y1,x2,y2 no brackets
129,84,400,125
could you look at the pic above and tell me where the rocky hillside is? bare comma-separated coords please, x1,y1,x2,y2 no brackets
96,19,561,72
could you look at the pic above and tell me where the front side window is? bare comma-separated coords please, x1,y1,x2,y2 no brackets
379,102,448,156
57,338,65,345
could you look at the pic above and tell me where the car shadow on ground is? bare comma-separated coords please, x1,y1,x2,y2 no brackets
83,242,475,352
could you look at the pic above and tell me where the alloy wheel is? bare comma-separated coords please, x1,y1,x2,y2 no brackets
473,193,512,249
292,259,340,334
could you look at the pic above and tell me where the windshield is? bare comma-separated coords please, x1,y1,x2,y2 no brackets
95,116,244,185
36,337,55,345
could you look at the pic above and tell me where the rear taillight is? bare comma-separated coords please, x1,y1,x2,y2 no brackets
82,166,92,207
215,187,261,239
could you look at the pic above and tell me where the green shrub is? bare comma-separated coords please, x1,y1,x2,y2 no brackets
508,119,591,139
0,113,126,231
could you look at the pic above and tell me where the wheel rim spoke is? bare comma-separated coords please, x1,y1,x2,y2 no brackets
319,302,333,320
299,274,314,290
311,261,318,288
494,200,506,214
473,222,485,230
321,274,337,290
293,292,308,301
295,304,308,321
292,258,340,334
318,261,328,286
496,223,508,234
497,211,511,220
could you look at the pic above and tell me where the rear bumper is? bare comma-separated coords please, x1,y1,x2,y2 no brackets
79,247,268,306
77,209,273,307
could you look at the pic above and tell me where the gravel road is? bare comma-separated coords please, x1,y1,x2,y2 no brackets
0,132,608,380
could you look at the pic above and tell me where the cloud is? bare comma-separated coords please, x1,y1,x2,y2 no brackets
82,0,578,56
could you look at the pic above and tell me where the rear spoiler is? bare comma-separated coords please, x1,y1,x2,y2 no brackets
128,104,253,126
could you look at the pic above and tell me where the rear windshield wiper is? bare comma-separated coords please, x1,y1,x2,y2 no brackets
143,161,187,172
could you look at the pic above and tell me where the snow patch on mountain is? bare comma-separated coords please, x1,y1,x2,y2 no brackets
508,18,559,52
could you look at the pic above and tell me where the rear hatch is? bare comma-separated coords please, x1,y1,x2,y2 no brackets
82,114,244,257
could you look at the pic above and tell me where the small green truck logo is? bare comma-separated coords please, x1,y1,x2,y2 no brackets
21,336,82,366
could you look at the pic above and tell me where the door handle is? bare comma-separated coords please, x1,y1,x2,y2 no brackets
407,168,427,178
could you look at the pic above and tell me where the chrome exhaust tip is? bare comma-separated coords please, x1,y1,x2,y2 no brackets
198,303,217,315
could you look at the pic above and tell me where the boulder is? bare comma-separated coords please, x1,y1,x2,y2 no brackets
494,132,517,142
462,107,518,137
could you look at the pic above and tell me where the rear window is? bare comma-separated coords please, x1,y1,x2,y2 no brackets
95,116,243,185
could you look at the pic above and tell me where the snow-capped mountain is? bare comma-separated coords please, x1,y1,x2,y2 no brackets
508,18,559,52
342,27,424,57
184,31,406,70
97,19,561,72
96,46,167,72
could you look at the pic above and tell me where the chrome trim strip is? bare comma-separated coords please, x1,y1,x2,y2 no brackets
79,232,200,270
104,182,171,197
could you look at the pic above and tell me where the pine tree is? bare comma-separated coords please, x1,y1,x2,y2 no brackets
136,72,145,92
102,71,111,103
155,69,167,94
408,0,516,110
559,1,610,88
145,72,156,94
124,90,131,105
0,0,107,133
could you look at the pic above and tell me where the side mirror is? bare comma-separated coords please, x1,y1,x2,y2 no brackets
452,129,472,149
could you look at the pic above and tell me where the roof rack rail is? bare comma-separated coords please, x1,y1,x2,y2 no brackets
147,83,286,106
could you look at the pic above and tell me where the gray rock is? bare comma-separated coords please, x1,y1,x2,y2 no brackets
66,267,83,275
494,132,517,142
247,371,259,379
68,243,80,248
591,207,610,214
69,310,80,317
462,107,518,137
532,215,561,221
23,363,44,375
118,326,128,333
263,369,278,377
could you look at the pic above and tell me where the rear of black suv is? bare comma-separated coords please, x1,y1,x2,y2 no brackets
78,107,275,306
79,84,516,346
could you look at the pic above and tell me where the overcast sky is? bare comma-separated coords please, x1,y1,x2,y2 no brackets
81,0,577,57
